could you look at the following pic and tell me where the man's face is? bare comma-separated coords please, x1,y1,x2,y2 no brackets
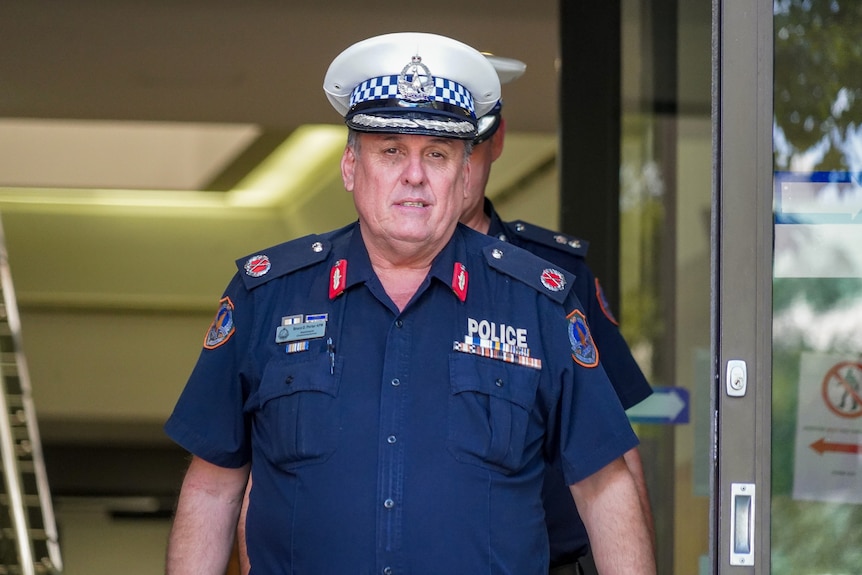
465,137,497,213
460,117,506,233
342,132,471,257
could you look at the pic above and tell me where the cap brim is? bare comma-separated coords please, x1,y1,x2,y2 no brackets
474,113,502,144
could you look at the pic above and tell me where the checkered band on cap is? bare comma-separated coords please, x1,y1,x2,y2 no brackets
349,75,476,117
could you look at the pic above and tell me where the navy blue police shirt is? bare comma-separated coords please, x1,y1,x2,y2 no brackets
165,221,638,575
485,199,653,564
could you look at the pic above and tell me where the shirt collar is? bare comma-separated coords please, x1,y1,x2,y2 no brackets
345,222,469,302
342,223,376,291
428,224,469,292
484,198,507,239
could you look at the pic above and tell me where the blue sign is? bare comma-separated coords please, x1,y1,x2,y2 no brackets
626,386,690,424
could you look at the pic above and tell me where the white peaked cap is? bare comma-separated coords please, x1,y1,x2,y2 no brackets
323,32,502,139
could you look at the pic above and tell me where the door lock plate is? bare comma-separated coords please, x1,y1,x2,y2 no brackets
726,359,747,397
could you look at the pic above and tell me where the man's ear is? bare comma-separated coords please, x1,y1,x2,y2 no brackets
341,145,356,192
462,156,472,199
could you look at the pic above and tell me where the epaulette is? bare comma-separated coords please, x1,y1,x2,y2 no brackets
504,220,590,258
236,234,331,290
482,242,574,305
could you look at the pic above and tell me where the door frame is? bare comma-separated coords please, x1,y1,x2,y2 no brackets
713,0,773,572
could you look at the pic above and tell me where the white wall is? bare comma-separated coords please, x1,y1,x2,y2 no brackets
57,502,171,575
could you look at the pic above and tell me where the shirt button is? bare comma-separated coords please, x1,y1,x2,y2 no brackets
384,498,395,509
395,319,403,328
495,378,504,387
387,435,397,444
391,378,400,387
383,568,393,575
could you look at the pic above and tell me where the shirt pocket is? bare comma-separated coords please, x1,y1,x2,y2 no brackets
447,352,540,474
256,351,342,469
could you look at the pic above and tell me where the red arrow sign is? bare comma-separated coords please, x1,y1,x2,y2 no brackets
810,438,861,455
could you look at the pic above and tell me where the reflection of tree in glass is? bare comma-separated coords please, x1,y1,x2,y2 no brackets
772,497,862,574
619,160,665,352
772,278,862,572
772,8,862,571
773,277,862,314
774,0,862,170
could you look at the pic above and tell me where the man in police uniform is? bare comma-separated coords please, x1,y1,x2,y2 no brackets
463,61,656,575
164,32,655,575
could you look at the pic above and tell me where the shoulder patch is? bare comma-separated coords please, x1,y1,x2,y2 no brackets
595,277,619,326
482,243,574,304
204,297,236,349
506,220,590,258
567,309,599,368
236,234,330,290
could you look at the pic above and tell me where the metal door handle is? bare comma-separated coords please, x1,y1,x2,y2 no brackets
730,483,755,565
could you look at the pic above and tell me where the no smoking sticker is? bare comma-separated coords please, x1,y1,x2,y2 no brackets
793,353,862,505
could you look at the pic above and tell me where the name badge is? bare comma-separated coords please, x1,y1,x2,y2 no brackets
275,320,327,344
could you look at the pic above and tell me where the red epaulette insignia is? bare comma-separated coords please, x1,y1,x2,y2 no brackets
329,259,347,299
452,262,468,302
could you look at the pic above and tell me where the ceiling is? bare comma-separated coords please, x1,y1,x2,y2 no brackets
0,0,562,446
2,0,559,132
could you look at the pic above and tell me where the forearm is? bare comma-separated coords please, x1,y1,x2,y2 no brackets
623,447,656,551
570,457,656,575
166,457,250,575
237,474,253,575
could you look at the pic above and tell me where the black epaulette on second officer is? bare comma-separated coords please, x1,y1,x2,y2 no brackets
235,234,331,291
482,242,575,305
504,220,590,259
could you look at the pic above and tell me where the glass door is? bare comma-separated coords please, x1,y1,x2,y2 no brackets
771,1,862,572
717,1,862,572
619,2,713,573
